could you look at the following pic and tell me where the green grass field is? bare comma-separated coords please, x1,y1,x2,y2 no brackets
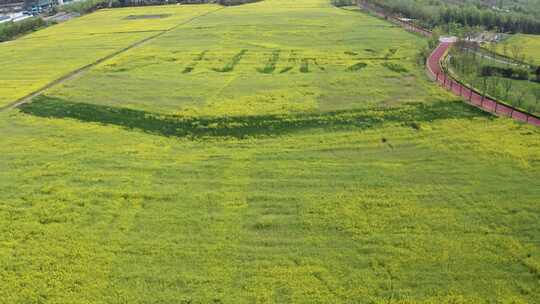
1,0,540,303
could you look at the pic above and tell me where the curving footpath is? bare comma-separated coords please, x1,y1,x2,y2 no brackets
358,0,540,127
427,40,540,127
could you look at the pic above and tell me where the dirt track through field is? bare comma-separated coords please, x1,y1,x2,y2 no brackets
0,7,224,112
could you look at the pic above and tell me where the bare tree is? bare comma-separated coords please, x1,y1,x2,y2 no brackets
491,76,501,98
487,42,497,54
502,78,512,100
502,42,508,57
515,91,526,108
481,77,489,97
510,44,523,62
533,88,540,112
470,42,480,63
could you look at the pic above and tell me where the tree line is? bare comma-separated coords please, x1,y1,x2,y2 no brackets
364,0,540,34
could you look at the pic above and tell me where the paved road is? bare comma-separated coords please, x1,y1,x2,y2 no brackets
427,42,540,127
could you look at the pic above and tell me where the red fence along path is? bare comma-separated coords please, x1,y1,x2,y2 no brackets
358,0,540,127
427,41,540,127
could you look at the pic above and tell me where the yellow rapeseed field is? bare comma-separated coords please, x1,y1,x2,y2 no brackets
1,0,539,303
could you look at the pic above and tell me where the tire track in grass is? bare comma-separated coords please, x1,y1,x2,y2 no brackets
0,6,226,112
101,152,252,302
208,73,240,103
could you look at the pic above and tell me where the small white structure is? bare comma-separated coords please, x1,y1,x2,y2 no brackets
439,36,458,43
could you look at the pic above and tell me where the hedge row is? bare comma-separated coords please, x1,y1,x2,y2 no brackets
60,0,113,14
0,17,47,42
480,65,530,80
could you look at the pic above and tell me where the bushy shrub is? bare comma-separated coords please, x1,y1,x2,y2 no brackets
480,66,508,77
513,68,530,80
480,65,530,80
